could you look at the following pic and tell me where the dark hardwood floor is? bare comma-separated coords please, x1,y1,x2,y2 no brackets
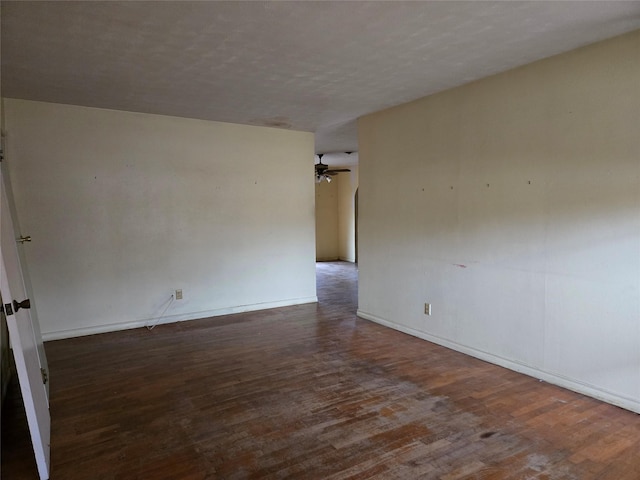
2,261,640,479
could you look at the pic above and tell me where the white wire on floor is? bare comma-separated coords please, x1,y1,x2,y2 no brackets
146,294,175,330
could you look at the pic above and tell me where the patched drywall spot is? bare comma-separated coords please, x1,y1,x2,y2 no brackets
249,116,292,129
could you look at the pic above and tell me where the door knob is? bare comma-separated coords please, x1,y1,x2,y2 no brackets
18,235,31,244
13,299,31,311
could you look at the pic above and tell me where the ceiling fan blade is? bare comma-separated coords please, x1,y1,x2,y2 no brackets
325,169,351,175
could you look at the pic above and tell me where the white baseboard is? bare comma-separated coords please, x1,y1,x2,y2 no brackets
42,296,318,341
357,309,640,415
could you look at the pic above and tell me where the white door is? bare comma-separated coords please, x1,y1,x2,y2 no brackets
0,159,50,479
0,136,50,402
0,140,50,402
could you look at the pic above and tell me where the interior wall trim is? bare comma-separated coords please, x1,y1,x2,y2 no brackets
42,296,318,341
357,309,640,415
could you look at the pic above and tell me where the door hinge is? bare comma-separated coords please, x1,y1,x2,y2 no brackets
41,368,48,385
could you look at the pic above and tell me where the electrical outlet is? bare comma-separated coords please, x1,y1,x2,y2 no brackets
424,303,431,315
175,289,183,300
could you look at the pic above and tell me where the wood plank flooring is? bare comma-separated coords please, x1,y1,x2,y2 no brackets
2,261,640,479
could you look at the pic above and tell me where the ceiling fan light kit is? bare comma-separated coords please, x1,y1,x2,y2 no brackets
316,174,332,184
315,153,351,183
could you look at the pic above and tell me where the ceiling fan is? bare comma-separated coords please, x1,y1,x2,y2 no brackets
315,154,351,183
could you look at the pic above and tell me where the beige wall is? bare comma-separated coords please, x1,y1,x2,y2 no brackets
315,179,339,261
358,30,640,412
3,99,317,339
338,166,358,262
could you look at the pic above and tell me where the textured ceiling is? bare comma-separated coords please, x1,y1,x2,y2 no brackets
2,1,640,156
